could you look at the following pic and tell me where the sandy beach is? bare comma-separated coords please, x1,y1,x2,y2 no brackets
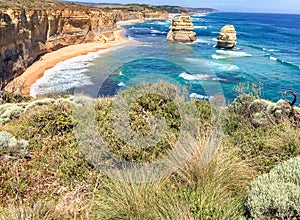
5,28,130,96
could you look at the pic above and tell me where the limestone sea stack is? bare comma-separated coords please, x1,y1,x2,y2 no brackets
217,24,237,49
166,14,196,43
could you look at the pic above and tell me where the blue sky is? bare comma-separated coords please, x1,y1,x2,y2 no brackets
65,0,300,14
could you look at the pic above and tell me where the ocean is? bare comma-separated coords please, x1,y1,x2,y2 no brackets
31,12,300,104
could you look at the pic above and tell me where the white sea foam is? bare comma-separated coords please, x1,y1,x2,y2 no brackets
154,21,170,25
207,61,240,71
192,38,211,44
179,72,210,81
262,48,279,52
211,54,223,60
185,38,210,45
194,13,208,17
119,71,124,76
269,56,278,61
129,27,149,31
30,69,93,97
118,82,125,87
127,36,136,41
197,39,210,44
30,46,125,97
216,50,252,57
223,65,239,71
212,50,252,59
190,93,207,99
194,26,208,29
212,77,228,82
150,29,167,34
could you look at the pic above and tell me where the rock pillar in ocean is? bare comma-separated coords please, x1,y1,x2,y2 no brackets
217,24,237,49
166,14,197,43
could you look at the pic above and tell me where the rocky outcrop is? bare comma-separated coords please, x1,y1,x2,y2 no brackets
217,24,237,49
166,14,196,43
0,8,168,88
231,94,300,127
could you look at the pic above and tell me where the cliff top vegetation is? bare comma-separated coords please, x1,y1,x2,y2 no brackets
0,0,217,15
0,0,93,10
75,2,217,13
0,82,300,219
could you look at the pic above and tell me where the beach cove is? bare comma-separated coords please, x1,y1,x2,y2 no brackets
4,17,172,97
5,25,131,96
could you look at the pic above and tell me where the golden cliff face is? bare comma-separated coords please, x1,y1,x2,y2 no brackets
0,8,168,87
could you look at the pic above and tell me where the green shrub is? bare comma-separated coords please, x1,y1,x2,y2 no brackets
245,156,300,219
0,91,29,104
93,83,212,163
226,121,300,173
0,101,95,205
94,83,183,163
0,95,88,125
12,101,75,140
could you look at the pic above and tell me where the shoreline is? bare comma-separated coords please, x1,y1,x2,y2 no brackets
5,17,169,97
5,27,130,97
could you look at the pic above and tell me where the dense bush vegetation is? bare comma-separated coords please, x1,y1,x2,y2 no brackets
0,83,299,219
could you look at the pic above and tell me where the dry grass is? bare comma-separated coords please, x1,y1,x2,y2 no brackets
88,133,254,219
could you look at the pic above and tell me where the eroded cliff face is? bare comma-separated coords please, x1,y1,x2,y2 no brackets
0,8,168,87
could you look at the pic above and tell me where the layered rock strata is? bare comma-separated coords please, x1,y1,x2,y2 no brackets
0,8,168,88
166,14,196,42
217,24,237,49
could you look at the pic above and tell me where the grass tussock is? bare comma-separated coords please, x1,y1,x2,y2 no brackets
0,201,57,220
90,140,254,220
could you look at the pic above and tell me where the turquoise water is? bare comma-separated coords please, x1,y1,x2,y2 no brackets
31,12,300,104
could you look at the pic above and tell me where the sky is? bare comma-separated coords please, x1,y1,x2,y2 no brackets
65,0,300,14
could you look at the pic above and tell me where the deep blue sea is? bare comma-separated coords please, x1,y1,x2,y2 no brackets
31,12,300,104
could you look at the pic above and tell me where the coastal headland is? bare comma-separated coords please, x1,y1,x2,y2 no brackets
0,2,168,95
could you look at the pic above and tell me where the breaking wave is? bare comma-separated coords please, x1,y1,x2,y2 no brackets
179,72,210,81
30,46,124,97
212,50,252,59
